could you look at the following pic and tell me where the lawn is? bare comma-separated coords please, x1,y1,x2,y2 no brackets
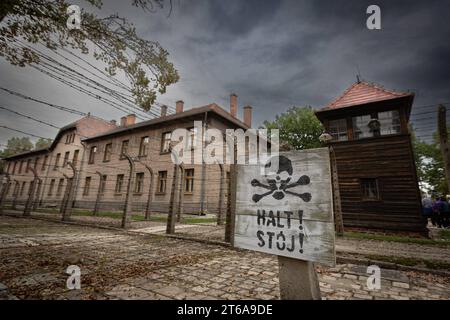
344,231,450,247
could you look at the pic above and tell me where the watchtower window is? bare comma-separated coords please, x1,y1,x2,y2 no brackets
361,178,379,200
329,119,348,141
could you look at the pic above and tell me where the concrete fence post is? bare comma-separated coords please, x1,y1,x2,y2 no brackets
93,171,103,216
122,154,135,229
61,162,77,222
12,180,19,210
143,164,154,220
32,178,42,211
166,163,179,234
177,164,184,222
225,140,237,244
0,173,11,215
217,163,225,225
24,167,38,217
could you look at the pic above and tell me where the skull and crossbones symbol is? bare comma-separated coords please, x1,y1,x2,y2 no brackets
251,155,312,203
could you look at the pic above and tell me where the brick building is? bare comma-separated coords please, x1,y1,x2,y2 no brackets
1,95,252,215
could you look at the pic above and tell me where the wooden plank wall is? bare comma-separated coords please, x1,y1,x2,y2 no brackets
331,134,426,232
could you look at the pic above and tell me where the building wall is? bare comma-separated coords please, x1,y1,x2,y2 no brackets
332,134,426,232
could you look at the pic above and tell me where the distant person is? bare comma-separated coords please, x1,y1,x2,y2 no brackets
422,196,433,220
433,197,447,228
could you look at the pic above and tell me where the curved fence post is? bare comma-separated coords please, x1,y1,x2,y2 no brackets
24,167,38,217
32,178,42,211
122,154,135,229
217,163,225,225
143,164,154,220
62,162,77,221
177,164,184,222
93,171,103,216
0,173,11,215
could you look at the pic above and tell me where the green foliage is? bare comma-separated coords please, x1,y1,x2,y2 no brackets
0,136,33,158
262,106,324,150
0,0,179,110
35,138,53,149
411,126,449,196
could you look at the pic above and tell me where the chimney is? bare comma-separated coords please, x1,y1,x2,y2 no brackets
176,100,184,114
126,114,136,126
243,105,252,127
160,105,168,117
110,120,117,126
230,93,237,118
120,116,127,126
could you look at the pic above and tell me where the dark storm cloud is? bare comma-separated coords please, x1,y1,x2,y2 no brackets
1,0,449,145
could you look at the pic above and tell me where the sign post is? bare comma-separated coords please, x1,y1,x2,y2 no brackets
234,148,335,300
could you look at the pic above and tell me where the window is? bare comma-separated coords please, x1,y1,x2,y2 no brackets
115,174,124,193
139,136,149,157
88,146,97,164
13,161,17,174
34,157,39,171
99,175,107,194
134,172,144,194
20,181,26,196
48,179,55,196
157,171,167,193
83,177,91,196
72,150,79,166
161,132,172,153
42,156,48,171
19,160,23,174
63,151,70,168
186,127,198,149
361,178,379,200
65,133,75,144
120,140,129,159
184,169,194,193
104,143,112,162
329,119,348,141
54,153,61,170
352,115,372,139
56,179,64,197
28,180,35,195
13,181,20,196
378,110,401,135
26,159,31,173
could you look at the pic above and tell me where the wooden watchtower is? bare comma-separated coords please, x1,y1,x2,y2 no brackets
315,81,426,233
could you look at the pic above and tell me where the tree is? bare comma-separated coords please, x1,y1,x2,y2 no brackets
263,106,324,150
0,0,179,110
412,126,449,196
0,136,33,158
35,138,53,149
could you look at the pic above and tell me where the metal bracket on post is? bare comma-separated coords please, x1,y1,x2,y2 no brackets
61,162,77,222
122,154,135,229
0,173,11,215
24,167,38,217
93,171,103,216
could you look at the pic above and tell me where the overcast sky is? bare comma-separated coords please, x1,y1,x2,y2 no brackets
1,0,449,147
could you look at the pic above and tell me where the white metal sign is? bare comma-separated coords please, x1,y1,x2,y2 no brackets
234,148,336,266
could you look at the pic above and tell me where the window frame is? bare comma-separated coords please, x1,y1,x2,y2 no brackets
103,143,112,162
88,146,97,164
83,177,91,196
184,168,195,194
157,171,167,194
134,172,145,194
160,132,172,154
139,136,150,157
120,140,129,160
360,178,380,201
115,174,124,194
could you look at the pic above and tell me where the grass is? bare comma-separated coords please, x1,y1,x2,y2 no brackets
34,208,217,224
366,254,450,271
344,231,450,247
